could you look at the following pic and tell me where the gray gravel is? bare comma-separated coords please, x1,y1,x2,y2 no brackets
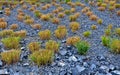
0,0,120,75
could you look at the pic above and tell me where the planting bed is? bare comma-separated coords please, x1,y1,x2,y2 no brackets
0,0,120,75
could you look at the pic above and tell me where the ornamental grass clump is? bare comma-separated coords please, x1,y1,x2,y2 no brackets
0,29,14,37
117,10,120,16
66,36,80,46
34,10,42,18
69,22,80,32
41,14,50,21
45,40,59,53
10,24,18,30
28,42,40,53
31,24,41,29
69,15,77,22
54,25,67,39
0,18,7,29
89,15,98,21
38,29,51,40
58,13,65,18
110,39,120,54
4,8,11,16
24,18,34,25
86,11,93,17
29,49,54,66
98,7,106,11
97,19,103,24
13,30,27,38
104,29,111,36
64,10,71,15
75,41,90,55
115,28,120,36
51,17,60,24
91,25,97,30
101,36,111,47
1,37,21,49
83,31,91,37
0,49,21,64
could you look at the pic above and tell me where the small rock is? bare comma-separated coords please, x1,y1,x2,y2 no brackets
58,61,65,67
59,47,63,50
0,60,3,67
51,62,56,67
111,70,120,75
14,72,19,75
100,65,109,72
69,56,77,62
47,72,52,75
76,65,86,73
72,68,79,75
0,69,9,75
56,56,60,61
83,62,89,67
60,71,67,75
67,46,72,50
97,55,105,61
106,73,112,75
67,52,72,56
21,47,25,50
59,50,67,56
19,41,24,44
0,48,5,52
23,63,29,66
90,64,96,70
62,40,66,43
109,65,115,71
77,58,83,62
0,11,3,14
95,71,104,75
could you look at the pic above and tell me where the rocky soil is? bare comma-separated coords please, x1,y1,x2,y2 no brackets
0,0,120,75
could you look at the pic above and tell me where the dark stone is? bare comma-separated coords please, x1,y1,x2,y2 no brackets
0,69,9,75
58,61,65,67
109,65,115,72
67,46,72,50
59,50,67,56
69,56,77,62
62,40,66,43
111,70,120,75
90,64,96,70
60,71,67,75
23,63,29,67
72,68,79,75
83,62,89,67
76,65,85,73
21,47,25,51
97,55,105,61
0,60,3,67
0,11,3,14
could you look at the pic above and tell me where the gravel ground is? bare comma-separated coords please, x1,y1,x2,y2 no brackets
0,0,120,75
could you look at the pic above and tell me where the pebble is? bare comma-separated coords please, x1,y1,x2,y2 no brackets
67,46,72,50
90,64,96,70
100,65,109,72
0,69,9,75
69,56,78,62
111,70,120,75
62,40,66,43
0,60,3,67
23,63,29,67
58,61,65,67
59,50,67,56
0,11,3,14
76,65,86,73
21,47,26,51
